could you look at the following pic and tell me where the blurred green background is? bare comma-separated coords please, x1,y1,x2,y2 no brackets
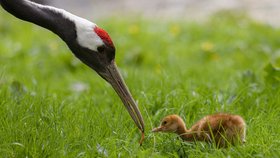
1,2,280,157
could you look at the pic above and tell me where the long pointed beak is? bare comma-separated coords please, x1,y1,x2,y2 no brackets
99,61,145,133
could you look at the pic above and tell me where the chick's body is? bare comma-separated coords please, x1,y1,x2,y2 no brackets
153,113,246,148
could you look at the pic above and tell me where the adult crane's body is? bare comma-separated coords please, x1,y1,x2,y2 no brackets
0,0,145,136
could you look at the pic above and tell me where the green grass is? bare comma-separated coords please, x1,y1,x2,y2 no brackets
1,10,280,157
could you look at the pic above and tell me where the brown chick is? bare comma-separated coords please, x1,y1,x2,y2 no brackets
152,113,246,148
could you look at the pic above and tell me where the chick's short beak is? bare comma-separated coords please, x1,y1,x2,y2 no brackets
152,126,163,132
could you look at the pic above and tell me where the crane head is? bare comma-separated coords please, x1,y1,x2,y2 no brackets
152,115,185,133
71,25,145,133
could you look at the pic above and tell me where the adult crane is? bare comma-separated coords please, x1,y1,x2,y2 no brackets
0,0,145,140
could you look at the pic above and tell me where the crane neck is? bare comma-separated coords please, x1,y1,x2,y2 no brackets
0,0,77,43
176,124,197,141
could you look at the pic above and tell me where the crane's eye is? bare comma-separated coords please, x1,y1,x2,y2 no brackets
162,121,167,125
97,46,105,53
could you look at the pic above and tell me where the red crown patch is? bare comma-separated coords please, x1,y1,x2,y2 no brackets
94,26,114,48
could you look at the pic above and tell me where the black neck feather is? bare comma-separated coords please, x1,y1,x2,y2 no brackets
0,0,76,43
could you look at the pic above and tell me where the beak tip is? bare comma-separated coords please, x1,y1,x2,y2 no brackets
139,132,145,145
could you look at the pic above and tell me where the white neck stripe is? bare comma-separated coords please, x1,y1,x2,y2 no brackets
26,0,103,51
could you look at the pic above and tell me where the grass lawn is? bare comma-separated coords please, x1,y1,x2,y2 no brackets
0,10,280,157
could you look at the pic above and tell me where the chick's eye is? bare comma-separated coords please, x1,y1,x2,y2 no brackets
162,121,167,125
97,46,105,53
